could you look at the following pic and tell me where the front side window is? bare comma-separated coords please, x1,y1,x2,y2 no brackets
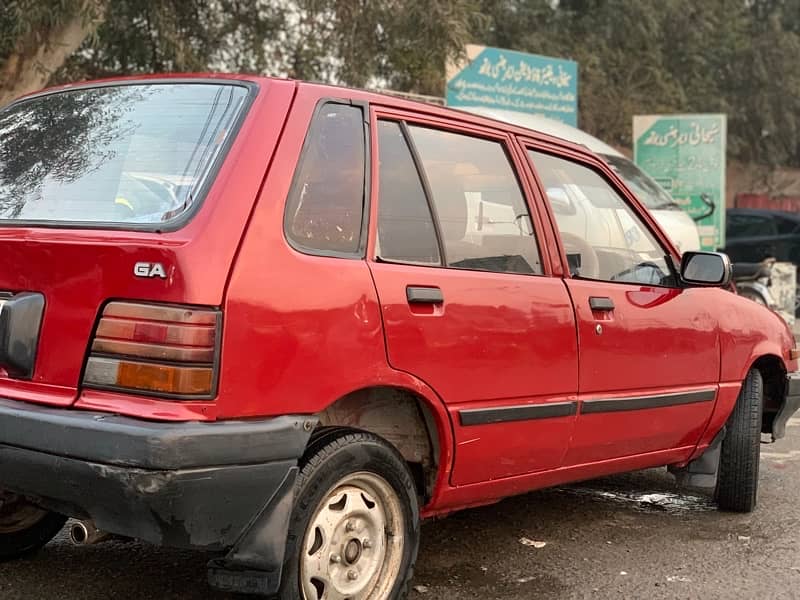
405,125,542,275
0,83,249,226
285,103,366,255
530,150,674,286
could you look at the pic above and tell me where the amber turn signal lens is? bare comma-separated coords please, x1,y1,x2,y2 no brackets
85,357,213,396
83,302,221,399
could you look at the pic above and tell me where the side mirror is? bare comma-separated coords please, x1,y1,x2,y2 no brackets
680,251,732,287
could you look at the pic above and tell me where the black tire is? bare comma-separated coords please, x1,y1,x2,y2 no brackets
715,369,763,512
279,428,419,600
0,499,67,561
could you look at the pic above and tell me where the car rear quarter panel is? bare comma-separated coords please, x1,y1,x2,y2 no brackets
217,87,445,418
0,78,296,414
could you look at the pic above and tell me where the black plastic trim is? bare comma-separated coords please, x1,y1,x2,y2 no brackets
772,372,800,440
0,444,297,552
669,426,725,488
580,389,716,414
0,79,259,234
207,467,298,595
0,398,317,469
399,120,447,266
0,292,45,379
787,371,800,396
406,286,444,304
459,401,577,426
589,296,615,311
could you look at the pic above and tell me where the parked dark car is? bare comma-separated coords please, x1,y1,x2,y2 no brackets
725,208,800,264
725,208,800,315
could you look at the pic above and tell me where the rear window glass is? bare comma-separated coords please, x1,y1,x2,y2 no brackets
0,83,249,226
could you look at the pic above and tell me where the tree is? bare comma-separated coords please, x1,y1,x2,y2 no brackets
4,0,800,170
474,0,800,167
730,10,800,167
58,1,284,82
52,0,482,97
0,0,106,106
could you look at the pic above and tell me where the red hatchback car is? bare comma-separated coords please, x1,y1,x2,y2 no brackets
0,75,798,599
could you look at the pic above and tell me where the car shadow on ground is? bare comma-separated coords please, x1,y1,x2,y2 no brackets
0,467,737,600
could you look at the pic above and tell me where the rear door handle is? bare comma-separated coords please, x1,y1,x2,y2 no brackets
589,296,614,311
407,286,444,304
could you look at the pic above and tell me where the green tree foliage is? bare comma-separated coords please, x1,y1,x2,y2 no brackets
0,0,106,106
479,0,800,167
2,0,800,167
59,0,483,96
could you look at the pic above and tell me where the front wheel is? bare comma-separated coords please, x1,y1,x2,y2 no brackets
0,491,67,560
715,369,763,512
280,430,420,600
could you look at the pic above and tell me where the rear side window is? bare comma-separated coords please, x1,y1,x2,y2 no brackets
285,103,366,255
0,83,250,226
407,126,542,275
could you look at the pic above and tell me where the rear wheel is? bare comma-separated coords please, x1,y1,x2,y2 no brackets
280,429,419,600
715,369,763,512
0,491,67,560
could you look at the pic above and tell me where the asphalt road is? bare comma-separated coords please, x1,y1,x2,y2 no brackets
3,420,800,599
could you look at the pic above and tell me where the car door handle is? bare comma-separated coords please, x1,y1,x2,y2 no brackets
406,286,444,304
589,296,615,311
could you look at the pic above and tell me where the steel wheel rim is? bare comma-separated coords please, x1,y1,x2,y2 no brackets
0,490,48,534
300,471,405,600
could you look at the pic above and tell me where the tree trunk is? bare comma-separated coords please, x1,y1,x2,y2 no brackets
0,1,107,107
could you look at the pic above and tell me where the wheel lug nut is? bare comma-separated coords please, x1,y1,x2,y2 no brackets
330,554,341,564
363,539,372,549
346,520,356,532
347,569,358,581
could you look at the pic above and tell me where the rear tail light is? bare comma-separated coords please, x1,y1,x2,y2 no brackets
83,302,221,399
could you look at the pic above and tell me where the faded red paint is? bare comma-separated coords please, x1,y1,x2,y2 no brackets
0,75,795,518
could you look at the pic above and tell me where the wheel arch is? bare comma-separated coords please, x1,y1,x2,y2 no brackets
749,353,787,436
313,382,454,508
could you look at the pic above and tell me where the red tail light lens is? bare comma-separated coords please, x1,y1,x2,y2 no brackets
83,302,221,399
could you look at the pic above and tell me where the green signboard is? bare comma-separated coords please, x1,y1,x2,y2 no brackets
633,115,727,251
446,44,578,126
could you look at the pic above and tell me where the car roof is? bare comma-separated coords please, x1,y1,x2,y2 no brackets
450,106,625,158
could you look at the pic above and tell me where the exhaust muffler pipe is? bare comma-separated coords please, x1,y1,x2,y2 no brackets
69,520,112,546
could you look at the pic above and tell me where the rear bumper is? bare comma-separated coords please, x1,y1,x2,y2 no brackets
773,372,800,440
0,398,316,552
